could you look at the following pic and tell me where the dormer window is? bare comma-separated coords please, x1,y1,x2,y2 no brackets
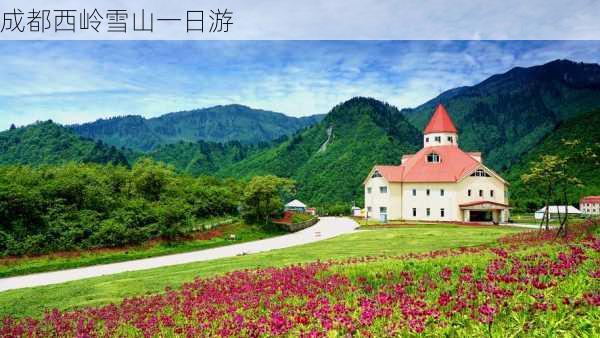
427,153,440,163
471,169,490,177
371,170,382,178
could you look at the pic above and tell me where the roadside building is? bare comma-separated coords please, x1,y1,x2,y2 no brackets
580,196,600,216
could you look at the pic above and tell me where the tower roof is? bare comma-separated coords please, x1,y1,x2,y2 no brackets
424,104,458,134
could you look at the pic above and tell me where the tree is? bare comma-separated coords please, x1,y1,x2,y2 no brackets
241,175,294,224
130,158,174,201
9,124,16,131
521,139,585,237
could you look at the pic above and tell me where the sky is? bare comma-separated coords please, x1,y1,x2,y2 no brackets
1,40,600,130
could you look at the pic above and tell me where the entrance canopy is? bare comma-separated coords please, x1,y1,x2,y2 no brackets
459,200,509,210
459,200,510,223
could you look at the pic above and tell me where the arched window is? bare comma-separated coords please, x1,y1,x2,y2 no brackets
427,153,440,163
371,170,382,178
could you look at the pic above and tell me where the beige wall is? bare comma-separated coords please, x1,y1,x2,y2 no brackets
402,183,458,221
423,132,458,147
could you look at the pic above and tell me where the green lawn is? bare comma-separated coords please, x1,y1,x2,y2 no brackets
510,212,588,225
0,223,524,319
0,220,286,278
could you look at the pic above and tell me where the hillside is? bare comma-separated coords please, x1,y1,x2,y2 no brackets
134,140,274,176
219,97,421,204
71,104,324,152
0,121,129,166
401,59,600,171
505,108,600,210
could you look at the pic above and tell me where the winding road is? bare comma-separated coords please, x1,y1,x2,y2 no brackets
0,217,358,292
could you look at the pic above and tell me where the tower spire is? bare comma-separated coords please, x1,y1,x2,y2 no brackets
423,104,458,147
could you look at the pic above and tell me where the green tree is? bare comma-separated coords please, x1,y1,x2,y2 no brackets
241,175,294,224
130,158,174,201
521,139,586,236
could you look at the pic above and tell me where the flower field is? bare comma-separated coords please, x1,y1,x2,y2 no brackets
1,221,599,337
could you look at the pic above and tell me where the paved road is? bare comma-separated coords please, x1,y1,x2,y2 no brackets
0,217,358,292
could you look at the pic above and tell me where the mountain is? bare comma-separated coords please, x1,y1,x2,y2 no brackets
505,108,600,211
71,104,324,152
218,97,421,204
401,59,600,171
133,139,275,176
0,121,129,166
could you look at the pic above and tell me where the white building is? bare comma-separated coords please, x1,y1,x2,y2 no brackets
579,196,600,216
534,206,582,220
284,199,307,212
363,104,510,223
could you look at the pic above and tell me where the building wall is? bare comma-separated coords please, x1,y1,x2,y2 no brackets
581,202,600,215
423,132,458,147
401,182,458,221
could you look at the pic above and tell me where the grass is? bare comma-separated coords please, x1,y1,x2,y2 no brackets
0,223,524,319
510,213,588,226
0,219,286,278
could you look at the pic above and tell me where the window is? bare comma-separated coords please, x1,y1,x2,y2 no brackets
471,169,490,177
380,207,387,213
479,189,483,197
427,153,440,163
426,208,430,216
412,189,417,196
367,206,372,212
435,136,441,143
425,137,429,142
371,170,382,178
412,208,417,217
367,187,372,194
440,208,445,217
380,186,388,193
426,189,430,196
490,190,494,198
440,189,445,196
447,136,453,143
468,189,472,197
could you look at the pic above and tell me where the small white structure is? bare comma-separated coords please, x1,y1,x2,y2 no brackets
285,199,307,212
534,206,581,220
351,206,361,217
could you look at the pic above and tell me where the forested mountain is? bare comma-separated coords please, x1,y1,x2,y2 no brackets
0,121,129,166
71,104,324,152
218,97,421,204
505,108,600,210
401,59,600,171
132,140,275,176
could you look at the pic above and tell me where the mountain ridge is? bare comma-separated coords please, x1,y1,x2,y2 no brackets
70,104,324,152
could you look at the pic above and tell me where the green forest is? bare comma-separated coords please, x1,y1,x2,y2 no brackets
0,160,245,257
71,104,323,152
505,108,600,210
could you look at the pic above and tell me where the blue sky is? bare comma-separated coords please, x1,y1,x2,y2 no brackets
1,40,600,130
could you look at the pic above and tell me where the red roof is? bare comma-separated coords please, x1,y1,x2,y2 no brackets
372,145,481,183
581,196,600,204
374,165,404,182
424,104,458,134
